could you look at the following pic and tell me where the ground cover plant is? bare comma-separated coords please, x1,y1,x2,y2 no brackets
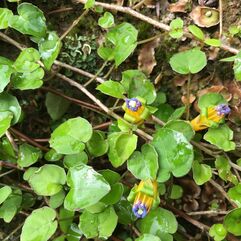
0,0,241,240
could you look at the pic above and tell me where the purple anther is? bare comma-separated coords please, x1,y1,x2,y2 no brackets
132,202,147,218
126,98,142,112
215,104,231,116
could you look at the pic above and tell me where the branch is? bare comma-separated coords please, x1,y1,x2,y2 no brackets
75,0,239,54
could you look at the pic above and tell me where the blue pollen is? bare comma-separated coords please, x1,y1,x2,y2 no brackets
132,202,147,218
126,98,142,112
215,104,231,116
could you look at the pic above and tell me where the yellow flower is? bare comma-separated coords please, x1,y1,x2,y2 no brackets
131,180,158,218
190,104,231,131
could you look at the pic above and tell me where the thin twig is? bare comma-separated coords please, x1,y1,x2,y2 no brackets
10,128,49,152
219,0,223,38
209,179,238,208
60,9,89,40
47,7,74,15
2,222,24,241
5,130,18,153
74,0,239,54
0,169,16,178
186,73,191,120
187,210,228,216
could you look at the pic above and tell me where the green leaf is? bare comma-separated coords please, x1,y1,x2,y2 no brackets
14,48,40,73
127,143,159,180
0,92,21,124
169,48,207,74
0,186,12,205
49,190,65,209
64,164,110,210
138,208,178,237
108,132,137,168
9,3,47,38
164,120,195,141
63,152,88,168
228,184,241,207
0,111,13,137
233,51,241,81
0,56,14,92
169,185,183,199
17,143,42,168
59,207,74,233
96,80,126,98
12,68,44,90
85,0,95,9
204,38,221,47
209,224,227,241
86,130,108,157
169,18,184,39
215,156,238,184
101,183,123,205
152,128,193,182
224,208,241,236
192,160,212,185
136,234,161,241
121,70,156,104
98,12,114,29
154,103,174,122
0,189,22,223
204,125,236,152
49,117,93,155
99,22,138,66
44,149,63,162
45,92,70,121
97,46,114,61
20,207,57,241
39,31,62,70
198,93,226,110
188,25,205,41
27,164,66,196
168,106,186,121
0,8,13,29
78,206,118,239
115,200,136,225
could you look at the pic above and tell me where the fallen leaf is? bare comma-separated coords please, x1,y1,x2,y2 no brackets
168,0,189,13
181,94,196,105
138,38,160,75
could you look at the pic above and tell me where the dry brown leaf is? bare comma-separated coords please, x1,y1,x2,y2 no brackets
173,76,188,86
138,38,160,75
168,0,189,13
181,94,196,105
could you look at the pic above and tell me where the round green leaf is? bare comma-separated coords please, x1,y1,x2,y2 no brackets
86,130,108,157
204,124,236,152
63,151,88,168
108,132,138,168
0,111,13,137
0,186,12,205
45,92,70,121
169,18,184,39
49,190,65,209
59,207,74,233
192,160,212,185
9,3,47,38
204,38,221,47
228,184,241,207
79,206,118,239
39,31,62,70
188,25,205,40
0,92,21,124
115,200,136,225
44,149,63,162
234,51,241,81
169,184,183,199
224,208,241,236
98,12,114,28
27,164,66,196
136,234,161,241
164,120,195,141
0,57,14,92
0,8,13,29
17,143,42,168
138,208,178,236
20,207,57,241
169,48,207,74
151,128,194,182
49,117,93,155
121,70,156,104
64,164,110,210
96,80,126,98
101,183,124,205
127,143,159,180
209,224,227,241
198,93,226,110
